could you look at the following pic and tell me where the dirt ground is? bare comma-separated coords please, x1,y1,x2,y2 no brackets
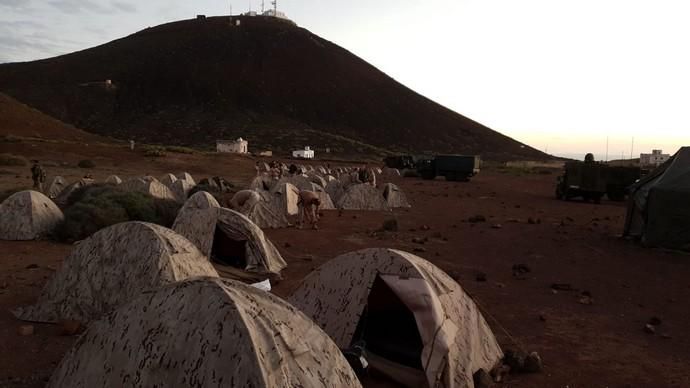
1,141,689,388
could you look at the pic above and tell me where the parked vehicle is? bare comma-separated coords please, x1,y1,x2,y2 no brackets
417,155,481,181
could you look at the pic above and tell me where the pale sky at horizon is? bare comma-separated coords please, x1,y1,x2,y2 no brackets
1,0,688,159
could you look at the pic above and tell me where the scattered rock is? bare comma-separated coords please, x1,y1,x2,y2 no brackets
381,219,398,232
528,217,540,225
661,333,672,339
59,320,82,336
283,242,291,248
648,316,662,326
302,255,314,261
25,264,39,269
468,215,487,223
539,314,547,322
18,325,34,336
412,237,426,244
451,224,458,228
503,349,526,371
434,252,441,257
473,369,494,388
523,352,544,373
491,224,503,229
490,364,511,383
512,264,531,274
420,225,431,231
352,215,358,219
644,324,656,334
566,217,575,222
413,247,427,253
551,283,573,291
506,218,520,223
495,282,506,288
476,272,487,282
578,291,593,305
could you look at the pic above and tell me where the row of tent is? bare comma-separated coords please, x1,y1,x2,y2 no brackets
11,190,503,387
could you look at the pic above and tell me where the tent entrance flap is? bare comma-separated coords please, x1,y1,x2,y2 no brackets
211,225,247,269
352,276,424,371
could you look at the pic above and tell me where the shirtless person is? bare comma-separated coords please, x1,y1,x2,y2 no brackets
297,190,321,230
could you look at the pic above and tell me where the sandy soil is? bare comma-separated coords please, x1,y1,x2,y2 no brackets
1,141,689,388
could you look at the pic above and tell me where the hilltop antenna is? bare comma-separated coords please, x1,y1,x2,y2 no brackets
630,136,635,160
261,0,265,13
272,0,277,14
605,136,609,162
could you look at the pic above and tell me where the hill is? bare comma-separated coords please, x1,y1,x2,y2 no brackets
0,92,105,143
0,15,548,161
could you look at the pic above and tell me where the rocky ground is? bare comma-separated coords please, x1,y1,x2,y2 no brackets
1,141,689,387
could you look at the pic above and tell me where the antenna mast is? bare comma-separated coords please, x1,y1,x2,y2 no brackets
261,0,265,13
272,0,277,14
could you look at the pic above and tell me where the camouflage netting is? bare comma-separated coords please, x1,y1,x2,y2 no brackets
289,248,503,388
120,177,177,201
14,222,218,323
47,277,362,388
55,178,94,206
0,190,64,241
337,184,389,210
173,192,287,277
104,175,122,185
382,183,411,208
45,176,66,199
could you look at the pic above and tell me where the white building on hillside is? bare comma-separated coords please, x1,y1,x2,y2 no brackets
292,146,314,159
217,138,248,154
640,149,670,167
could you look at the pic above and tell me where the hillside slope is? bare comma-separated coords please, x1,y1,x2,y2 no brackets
0,16,547,160
0,92,105,142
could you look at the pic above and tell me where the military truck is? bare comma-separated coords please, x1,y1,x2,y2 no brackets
556,160,640,202
417,155,481,181
383,155,416,170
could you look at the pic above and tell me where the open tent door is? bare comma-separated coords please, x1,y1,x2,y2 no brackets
210,225,247,269
351,275,427,387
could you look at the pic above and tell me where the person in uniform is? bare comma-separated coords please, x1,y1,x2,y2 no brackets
297,190,321,230
30,160,46,192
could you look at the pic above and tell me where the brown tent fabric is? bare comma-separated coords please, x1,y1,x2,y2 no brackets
159,173,178,188
14,222,217,323
289,248,503,388
382,183,411,208
175,172,196,186
0,190,64,241
337,184,389,210
624,147,690,250
47,277,362,388
171,178,194,202
173,192,287,279
45,176,66,199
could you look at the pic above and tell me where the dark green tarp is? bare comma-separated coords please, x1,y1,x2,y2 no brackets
624,147,690,250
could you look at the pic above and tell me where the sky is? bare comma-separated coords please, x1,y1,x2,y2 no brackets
1,0,689,159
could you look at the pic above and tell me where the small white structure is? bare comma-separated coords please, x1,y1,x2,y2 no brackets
292,146,315,159
640,149,670,167
217,138,248,154
262,9,289,20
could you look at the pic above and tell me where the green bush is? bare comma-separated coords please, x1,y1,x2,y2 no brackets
165,146,196,154
0,153,28,166
77,159,96,168
56,185,181,242
144,146,166,157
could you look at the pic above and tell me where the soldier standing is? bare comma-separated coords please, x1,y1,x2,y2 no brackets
31,160,46,192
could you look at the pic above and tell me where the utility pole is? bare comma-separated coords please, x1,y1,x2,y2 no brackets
605,136,609,162
630,137,635,160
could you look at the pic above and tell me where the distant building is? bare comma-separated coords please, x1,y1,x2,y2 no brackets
259,150,273,157
217,138,248,154
292,146,315,159
262,9,289,19
640,149,670,167
243,11,257,17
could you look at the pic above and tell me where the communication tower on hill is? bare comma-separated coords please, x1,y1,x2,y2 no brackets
272,0,277,14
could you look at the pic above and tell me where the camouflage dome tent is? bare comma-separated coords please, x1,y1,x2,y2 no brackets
337,184,389,211
54,178,94,206
104,175,122,185
0,190,64,241
45,176,66,199
381,182,411,208
48,277,362,388
173,192,287,282
14,222,217,323
120,177,177,201
289,248,503,388
624,146,690,250
231,189,291,229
